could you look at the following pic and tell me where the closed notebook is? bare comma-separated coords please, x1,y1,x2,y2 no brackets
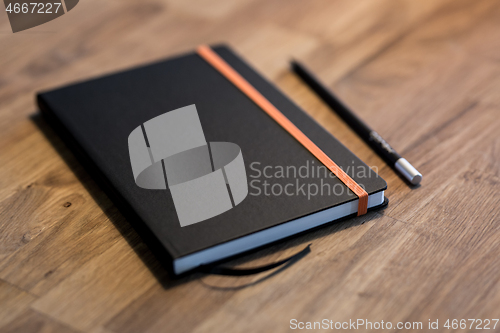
37,45,387,276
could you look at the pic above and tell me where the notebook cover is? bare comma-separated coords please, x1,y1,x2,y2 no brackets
37,45,387,271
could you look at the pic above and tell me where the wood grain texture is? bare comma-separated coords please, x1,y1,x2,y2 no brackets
1,0,499,332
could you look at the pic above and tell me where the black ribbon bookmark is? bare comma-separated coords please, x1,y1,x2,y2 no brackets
198,244,311,276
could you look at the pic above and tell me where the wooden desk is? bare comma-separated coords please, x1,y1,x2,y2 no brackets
1,0,499,332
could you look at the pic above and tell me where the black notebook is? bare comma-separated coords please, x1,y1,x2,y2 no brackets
38,45,387,276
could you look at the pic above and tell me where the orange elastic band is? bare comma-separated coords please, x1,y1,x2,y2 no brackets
197,45,368,215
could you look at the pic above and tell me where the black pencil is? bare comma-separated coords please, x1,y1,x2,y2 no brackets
291,60,422,185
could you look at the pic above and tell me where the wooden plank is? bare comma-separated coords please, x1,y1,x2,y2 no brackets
0,309,80,333
0,280,37,328
246,0,457,83
0,120,127,296
189,216,409,333
31,238,162,331
164,0,258,19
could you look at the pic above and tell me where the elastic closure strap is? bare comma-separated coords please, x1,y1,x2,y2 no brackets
197,45,368,215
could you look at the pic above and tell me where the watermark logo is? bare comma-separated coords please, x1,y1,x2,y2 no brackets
248,160,376,200
128,105,248,227
3,0,79,33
